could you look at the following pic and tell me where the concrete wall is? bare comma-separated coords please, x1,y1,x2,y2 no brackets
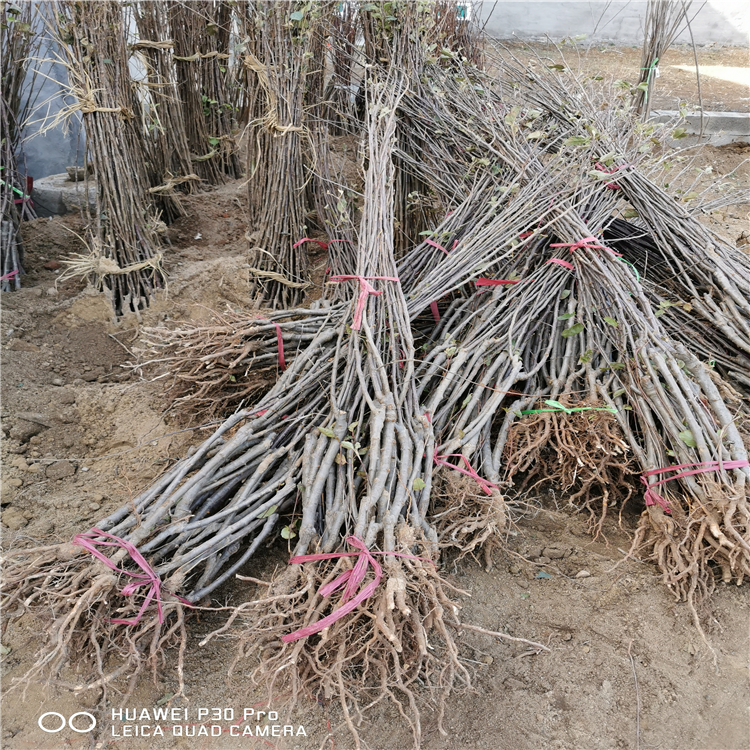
478,1,749,46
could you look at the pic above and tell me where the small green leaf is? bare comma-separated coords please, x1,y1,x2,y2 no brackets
335,453,347,465
525,130,544,140
560,289,571,299
545,399,569,411
622,208,639,219
260,504,278,518
561,323,584,338
672,127,689,139
636,81,650,92
318,426,336,438
341,440,355,451
563,135,591,147
289,10,304,21
612,388,626,399
444,346,457,357
547,64,566,71
679,430,697,448
281,526,296,540
558,312,574,320
348,421,359,432
229,374,236,382
412,478,427,492
603,316,619,327
609,362,625,370
461,394,472,407
622,404,633,410
156,692,174,707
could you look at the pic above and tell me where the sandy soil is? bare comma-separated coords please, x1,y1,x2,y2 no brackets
502,43,750,113
2,91,750,750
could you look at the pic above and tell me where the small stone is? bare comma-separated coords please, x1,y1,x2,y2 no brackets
6,478,23,488
582,645,590,653
537,556,551,565
2,509,28,530
508,565,521,574
563,632,573,641
25,463,42,474
10,456,29,470
527,546,543,560
45,461,75,481
30,287,42,298
56,389,76,404
10,421,44,442
89,502,101,512
6,339,40,352
81,466,90,472
479,655,493,665
504,677,526,691
575,570,591,579
51,378,64,386
601,680,612,694
10,444,28,454
29,435,42,445
544,546,566,560
46,287,58,297
43,260,61,270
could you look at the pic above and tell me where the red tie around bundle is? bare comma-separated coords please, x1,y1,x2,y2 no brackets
281,536,433,643
546,258,575,271
641,459,750,514
433,453,499,496
0,270,19,282
594,162,633,190
425,238,450,255
293,237,329,250
272,322,286,370
550,236,623,257
73,528,192,625
328,274,400,330
430,301,440,322
475,278,522,287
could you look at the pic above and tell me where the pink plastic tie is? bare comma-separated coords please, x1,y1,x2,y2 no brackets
293,237,328,250
641,459,750,514
273,322,286,371
0,270,19,281
594,162,633,189
475,278,521,287
425,238,450,256
433,453,498,497
281,536,433,643
73,528,191,625
328,275,400,330
546,258,575,271
550,236,622,257
430,301,440,323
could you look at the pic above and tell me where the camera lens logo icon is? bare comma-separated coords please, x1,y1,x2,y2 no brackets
38,712,97,733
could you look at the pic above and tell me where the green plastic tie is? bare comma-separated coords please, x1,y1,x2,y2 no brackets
519,399,617,416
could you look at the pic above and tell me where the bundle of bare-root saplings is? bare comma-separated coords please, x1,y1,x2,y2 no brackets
3,1,749,747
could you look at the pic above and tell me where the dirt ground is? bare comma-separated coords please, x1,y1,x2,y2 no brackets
504,42,750,113
2,70,750,750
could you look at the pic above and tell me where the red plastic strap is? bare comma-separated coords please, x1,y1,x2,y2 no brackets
425,238,450,256
293,237,328,250
328,275,400,330
272,322,286,371
281,536,433,643
546,258,575,271
0,270,19,281
594,162,633,190
641,459,750,514
433,453,498,496
550,236,622,257
73,528,191,625
475,278,521,286
430,301,440,323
